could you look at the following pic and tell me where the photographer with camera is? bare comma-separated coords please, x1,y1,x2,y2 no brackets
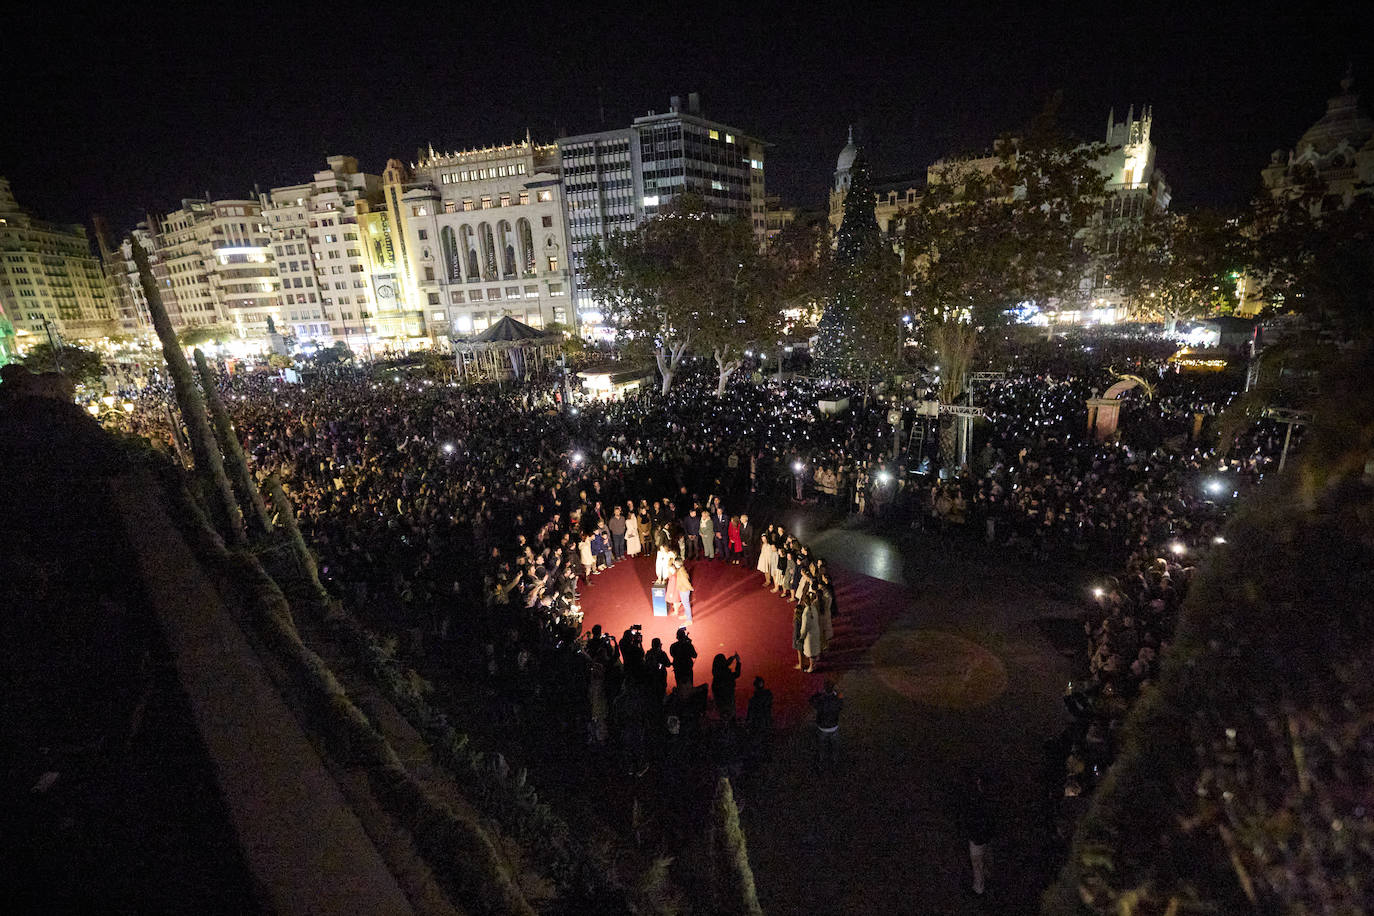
621,624,645,680
711,652,743,722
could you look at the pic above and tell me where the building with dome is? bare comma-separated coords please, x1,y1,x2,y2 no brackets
827,127,922,239
1262,68,1374,210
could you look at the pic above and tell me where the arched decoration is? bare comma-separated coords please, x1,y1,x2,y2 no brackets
440,226,461,282
516,218,535,274
479,222,497,279
497,219,516,277
460,225,479,281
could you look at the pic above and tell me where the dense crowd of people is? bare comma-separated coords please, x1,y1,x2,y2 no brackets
115,339,1286,862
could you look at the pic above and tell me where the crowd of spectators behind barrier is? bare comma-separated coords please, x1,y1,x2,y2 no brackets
118,337,1297,851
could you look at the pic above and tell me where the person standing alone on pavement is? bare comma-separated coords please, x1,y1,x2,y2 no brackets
962,774,995,899
809,680,843,770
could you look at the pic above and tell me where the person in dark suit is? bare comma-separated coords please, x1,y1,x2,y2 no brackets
738,514,757,568
683,508,702,559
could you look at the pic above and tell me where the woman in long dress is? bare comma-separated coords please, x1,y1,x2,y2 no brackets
625,510,642,557
800,593,823,673
793,558,813,605
756,525,775,585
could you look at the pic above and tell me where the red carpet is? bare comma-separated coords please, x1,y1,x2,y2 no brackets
579,556,909,726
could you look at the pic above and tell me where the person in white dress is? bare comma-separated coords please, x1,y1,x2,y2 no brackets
655,544,674,583
625,511,641,557
756,526,776,586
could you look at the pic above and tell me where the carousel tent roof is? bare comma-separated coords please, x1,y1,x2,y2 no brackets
473,315,547,343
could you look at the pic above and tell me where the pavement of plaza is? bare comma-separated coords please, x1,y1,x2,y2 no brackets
742,508,1089,915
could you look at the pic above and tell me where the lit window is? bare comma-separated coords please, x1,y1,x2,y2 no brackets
536,189,553,203
481,196,492,209
549,283,565,296
488,287,501,299
709,130,719,140
518,191,529,205
547,256,559,272
642,195,659,207
432,310,445,320
725,134,735,144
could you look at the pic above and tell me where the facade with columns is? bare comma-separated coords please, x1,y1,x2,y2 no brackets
393,140,573,343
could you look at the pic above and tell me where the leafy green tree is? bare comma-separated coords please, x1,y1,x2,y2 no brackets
177,324,234,350
902,105,1108,464
313,341,353,367
583,194,781,396
21,342,106,388
1248,190,1374,337
816,148,903,373
583,205,688,395
681,205,812,396
1116,209,1241,334
267,353,294,370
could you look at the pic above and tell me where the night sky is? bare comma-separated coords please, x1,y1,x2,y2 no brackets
5,2,1371,234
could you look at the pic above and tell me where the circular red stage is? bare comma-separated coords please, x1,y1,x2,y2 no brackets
578,554,908,725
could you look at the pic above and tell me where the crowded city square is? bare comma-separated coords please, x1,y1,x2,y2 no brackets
4,13,1371,911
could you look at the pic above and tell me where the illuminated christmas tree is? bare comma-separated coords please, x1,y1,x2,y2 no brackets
815,136,901,374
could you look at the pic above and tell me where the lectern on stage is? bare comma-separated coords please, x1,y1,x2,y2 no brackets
651,582,668,617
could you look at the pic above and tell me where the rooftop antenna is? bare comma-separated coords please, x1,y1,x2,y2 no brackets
597,86,606,127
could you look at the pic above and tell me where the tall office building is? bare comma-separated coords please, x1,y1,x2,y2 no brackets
559,94,767,326
110,197,281,348
262,155,412,352
0,177,115,346
393,139,573,342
